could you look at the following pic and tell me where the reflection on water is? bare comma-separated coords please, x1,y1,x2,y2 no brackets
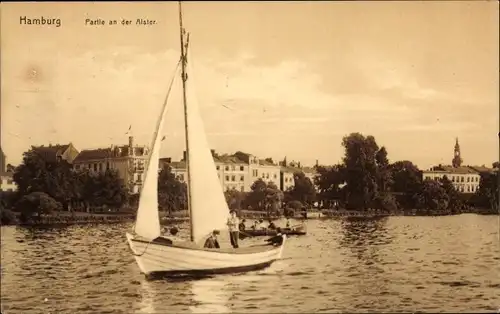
189,277,230,313
2,216,499,313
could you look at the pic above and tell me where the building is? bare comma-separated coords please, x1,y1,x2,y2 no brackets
0,149,17,192
162,150,318,193
279,158,319,191
72,136,149,194
0,173,16,192
421,138,491,193
31,143,80,164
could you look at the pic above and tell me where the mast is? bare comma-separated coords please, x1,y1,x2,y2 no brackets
178,1,194,242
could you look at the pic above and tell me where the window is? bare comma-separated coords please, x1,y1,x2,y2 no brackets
467,185,470,192
266,173,269,179
467,177,470,182
285,178,288,182
240,166,244,171
461,177,464,183
93,164,97,171
216,165,220,170
451,176,455,182
88,164,91,169
240,175,244,181
225,166,229,171
231,175,236,181
225,175,229,181
106,162,110,170
98,163,102,171
273,174,277,179
253,169,258,177
137,174,142,182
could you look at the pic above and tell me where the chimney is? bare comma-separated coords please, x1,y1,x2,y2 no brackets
183,150,187,161
315,159,319,167
128,136,134,156
211,149,216,157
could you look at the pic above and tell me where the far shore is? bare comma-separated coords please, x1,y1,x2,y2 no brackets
1,207,497,227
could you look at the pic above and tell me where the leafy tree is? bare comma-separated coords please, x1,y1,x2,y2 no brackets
341,133,379,210
314,165,345,209
13,148,76,209
441,175,463,213
80,169,128,210
157,165,187,213
492,162,499,169
224,188,246,210
474,171,499,211
413,179,449,214
287,171,316,207
245,179,282,212
389,160,422,209
15,192,62,222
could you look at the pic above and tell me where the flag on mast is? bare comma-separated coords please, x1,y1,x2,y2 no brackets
125,125,132,135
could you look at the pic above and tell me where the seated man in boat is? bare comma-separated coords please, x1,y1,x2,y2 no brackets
238,219,246,231
203,230,220,249
251,220,259,230
268,220,276,230
227,210,240,248
266,227,284,246
285,218,291,228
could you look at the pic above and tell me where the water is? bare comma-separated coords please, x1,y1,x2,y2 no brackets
1,214,499,313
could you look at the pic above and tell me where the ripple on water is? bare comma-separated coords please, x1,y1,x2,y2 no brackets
1,216,499,313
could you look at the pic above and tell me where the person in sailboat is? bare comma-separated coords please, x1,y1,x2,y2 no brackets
268,220,276,230
203,230,220,249
227,210,240,248
238,219,247,231
266,227,284,246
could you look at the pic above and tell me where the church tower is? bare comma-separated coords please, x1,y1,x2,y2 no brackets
452,137,463,168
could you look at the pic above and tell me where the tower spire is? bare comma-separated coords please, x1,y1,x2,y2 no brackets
452,137,462,168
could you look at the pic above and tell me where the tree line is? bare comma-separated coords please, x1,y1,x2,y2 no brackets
1,133,498,224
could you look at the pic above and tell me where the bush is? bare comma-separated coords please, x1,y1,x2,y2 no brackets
15,192,62,222
0,208,18,225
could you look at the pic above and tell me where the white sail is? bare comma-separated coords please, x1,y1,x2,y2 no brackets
184,45,231,243
134,62,181,241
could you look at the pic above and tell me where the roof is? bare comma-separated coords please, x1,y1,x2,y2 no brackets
281,166,302,173
215,155,246,165
427,165,480,174
32,144,71,162
74,148,112,162
258,159,277,167
468,166,495,174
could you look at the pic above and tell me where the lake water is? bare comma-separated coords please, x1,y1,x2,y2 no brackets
1,214,499,313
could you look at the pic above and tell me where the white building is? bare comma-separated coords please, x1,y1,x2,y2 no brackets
0,173,16,192
422,166,481,193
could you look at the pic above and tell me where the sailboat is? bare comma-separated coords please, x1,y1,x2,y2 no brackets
126,2,286,278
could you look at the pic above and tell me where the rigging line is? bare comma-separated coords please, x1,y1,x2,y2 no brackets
132,57,183,236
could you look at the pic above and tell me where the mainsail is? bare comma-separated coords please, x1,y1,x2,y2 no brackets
134,61,181,241
184,43,231,244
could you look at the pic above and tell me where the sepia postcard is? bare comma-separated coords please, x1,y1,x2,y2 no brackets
1,1,498,314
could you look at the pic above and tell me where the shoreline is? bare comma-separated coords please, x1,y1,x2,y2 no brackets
1,209,497,227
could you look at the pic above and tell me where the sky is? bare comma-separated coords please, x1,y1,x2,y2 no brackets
1,1,498,169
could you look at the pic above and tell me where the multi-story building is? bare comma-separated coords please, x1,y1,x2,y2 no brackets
162,150,318,193
421,138,490,193
73,136,149,194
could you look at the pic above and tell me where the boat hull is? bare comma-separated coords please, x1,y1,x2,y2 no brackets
126,233,286,277
240,226,307,238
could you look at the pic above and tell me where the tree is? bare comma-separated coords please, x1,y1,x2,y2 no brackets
413,179,449,214
80,169,129,210
474,171,499,211
245,179,282,213
157,165,187,213
15,192,62,222
224,188,246,210
314,165,345,209
287,171,316,207
246,179,267,210
389,160,423,209
341,133,379,210
441,175,463,213
13,148,76,209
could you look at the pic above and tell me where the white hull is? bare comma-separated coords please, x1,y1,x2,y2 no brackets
126,233,286,276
